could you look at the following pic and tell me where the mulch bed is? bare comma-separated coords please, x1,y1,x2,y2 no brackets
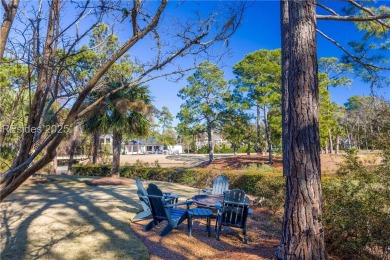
202,155,283,170
129,206,279,260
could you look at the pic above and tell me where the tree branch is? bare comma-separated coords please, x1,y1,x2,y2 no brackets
316,29,389,71
317,14,390,22
316,3,339,16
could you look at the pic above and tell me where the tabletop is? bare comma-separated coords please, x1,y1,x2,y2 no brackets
191,194,224,208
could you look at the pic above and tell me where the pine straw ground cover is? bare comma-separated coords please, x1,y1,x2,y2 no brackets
130,207,280,260
86,176,281,259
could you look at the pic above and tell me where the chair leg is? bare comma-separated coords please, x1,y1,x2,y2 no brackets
243,227,248,244
143,219,158,232
207,217,211,238
133,209,151,220
216,223,222,241
188,214,193,237
160,224,174,236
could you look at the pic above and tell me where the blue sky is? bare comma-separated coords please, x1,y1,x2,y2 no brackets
9,1,388,127
138,1,389,126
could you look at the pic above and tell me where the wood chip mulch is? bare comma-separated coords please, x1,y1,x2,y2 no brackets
201,155,283,170
129,206,279,260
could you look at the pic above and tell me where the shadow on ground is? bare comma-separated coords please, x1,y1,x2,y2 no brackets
1,175,148,259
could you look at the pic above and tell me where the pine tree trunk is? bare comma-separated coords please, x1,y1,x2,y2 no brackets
67,124,80,175
111,130,122,177
328,129,333,154
336,135,340,154
207,124,214,163
263,104,273,165
92,131,100,164
278,0,327,259
256,105,262,153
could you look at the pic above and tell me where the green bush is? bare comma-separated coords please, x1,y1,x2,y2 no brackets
72,164,112,176
254,176,285,214
71,163,280,195
323,149,390,259
0,146,16,171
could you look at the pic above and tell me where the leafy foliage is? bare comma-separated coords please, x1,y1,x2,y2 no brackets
323,149,390,259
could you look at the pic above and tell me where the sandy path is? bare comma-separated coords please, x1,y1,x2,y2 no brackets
0,175,199,260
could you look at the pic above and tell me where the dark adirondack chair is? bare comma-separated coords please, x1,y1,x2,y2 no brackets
202,175,229,195
143,183,193,236
215,189,251,243
134,179,178,220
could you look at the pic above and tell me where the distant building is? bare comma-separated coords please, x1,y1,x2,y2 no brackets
124,137,183,155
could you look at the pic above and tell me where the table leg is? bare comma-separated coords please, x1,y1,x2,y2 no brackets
207,217,211,237
188,214,192,237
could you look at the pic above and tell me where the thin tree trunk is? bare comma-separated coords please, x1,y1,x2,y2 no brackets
67,124,80,175
364,127,368,150
328,129,333,154
358,125,361,149
0,0,20,61
52,152,57,175
111,130,122,177
325,141,329,154
207,124,214,163
233,144,237,155
263,104,273,165
256,104,262,153
278,0,327,259
92,131,100,164
336,135,339,154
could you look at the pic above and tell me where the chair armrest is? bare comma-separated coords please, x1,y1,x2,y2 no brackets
200,188,212,195
164,200,193,209
223,200,250,207
165,194,180,199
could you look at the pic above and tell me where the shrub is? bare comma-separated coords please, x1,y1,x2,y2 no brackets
0,146,16,171
72,164,112,177
323,149,390,259
254,176,285,214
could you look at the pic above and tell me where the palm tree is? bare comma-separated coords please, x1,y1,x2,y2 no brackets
83,83,153,176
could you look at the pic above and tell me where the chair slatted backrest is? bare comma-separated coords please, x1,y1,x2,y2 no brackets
146,183,170,222
221,189,249,227
211,175,229,195
135,178,150,207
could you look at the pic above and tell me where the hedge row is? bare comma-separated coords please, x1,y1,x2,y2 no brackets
72,164,284,200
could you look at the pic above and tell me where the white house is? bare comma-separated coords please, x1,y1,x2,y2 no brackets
124,137,183,155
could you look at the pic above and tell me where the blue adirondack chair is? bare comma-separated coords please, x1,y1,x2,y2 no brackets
134,178,179,220
202,175,229,195
215,189,251,243
143,183,193,236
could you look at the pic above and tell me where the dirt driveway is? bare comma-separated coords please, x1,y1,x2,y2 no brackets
0,175,199,260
